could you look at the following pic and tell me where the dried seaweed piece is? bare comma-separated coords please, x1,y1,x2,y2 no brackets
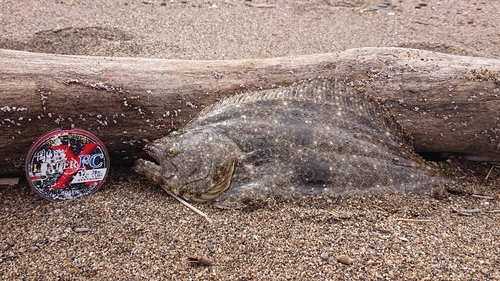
187,256,212,266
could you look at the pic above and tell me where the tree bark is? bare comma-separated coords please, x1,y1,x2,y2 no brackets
1,47,499,176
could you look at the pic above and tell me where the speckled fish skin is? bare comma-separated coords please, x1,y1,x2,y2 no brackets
134,79,445,207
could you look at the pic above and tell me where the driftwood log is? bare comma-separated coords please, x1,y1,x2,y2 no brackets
1,47,499,176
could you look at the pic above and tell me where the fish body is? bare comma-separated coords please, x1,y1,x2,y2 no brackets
135,79,445,207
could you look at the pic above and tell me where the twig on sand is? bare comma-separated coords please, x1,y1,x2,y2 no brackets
396,218,433,223
245,3,277,8
162,188,213,223
460,208,481,213
373,205,389,213
456,208,482,216
485,165,496,180
471,194,495,200
452,208,482,216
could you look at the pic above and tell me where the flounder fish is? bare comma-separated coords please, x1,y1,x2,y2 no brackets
134,79,445,207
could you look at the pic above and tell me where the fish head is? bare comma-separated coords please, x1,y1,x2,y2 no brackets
135,128,239,203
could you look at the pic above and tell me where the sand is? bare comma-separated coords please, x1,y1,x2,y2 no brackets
1,0,499,60
1,0,500,279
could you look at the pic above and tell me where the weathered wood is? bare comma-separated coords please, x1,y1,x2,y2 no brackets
1,47,499,176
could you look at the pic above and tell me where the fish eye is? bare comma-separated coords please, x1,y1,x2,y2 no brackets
166,148,180,157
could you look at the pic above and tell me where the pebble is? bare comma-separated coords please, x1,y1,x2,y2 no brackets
74,227,90,233
320,253,329,260
480,268,489,275
336,255,355,265
3,244,12,251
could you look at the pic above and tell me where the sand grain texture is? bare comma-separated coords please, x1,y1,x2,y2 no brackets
1,0,500,279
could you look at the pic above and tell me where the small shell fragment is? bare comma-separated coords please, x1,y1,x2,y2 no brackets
336,254,355,265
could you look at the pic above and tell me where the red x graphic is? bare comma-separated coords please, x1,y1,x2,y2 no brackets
49,143,99,189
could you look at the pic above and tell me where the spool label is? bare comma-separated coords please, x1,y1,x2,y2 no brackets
26,129,110,201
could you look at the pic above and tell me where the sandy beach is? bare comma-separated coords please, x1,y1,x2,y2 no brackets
1,0,500,279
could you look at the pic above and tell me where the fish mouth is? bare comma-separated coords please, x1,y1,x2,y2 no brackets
145,144,163,164
144,143,180,190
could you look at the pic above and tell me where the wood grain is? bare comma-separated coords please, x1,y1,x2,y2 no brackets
1,47,499,175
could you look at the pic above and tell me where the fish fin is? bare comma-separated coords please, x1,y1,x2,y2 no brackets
191,79,409,145
193,79,359,122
